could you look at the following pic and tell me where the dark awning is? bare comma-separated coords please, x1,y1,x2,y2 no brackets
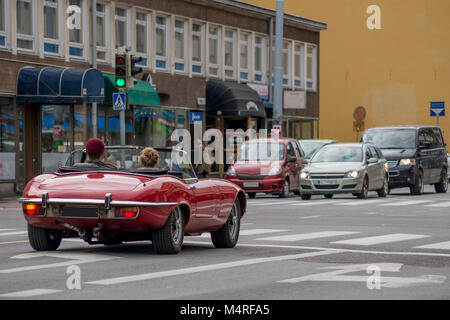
206,79,266,118
17,67,104,103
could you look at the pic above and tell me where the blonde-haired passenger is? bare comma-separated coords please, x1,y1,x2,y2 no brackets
139,147,160,168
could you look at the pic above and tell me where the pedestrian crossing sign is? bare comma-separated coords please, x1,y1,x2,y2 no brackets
113,92,126,111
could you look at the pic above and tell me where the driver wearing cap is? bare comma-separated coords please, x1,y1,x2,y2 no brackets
85,138,117,169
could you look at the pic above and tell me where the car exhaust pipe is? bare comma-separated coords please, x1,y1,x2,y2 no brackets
55,220,86,239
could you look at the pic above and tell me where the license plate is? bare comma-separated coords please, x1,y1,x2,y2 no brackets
62,206,98,218
317,180,338,185
243,182,259,189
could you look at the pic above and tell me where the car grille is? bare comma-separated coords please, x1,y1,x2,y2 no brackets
315,184,339,190
387,160,398,168
342,184,357,189
237,174,266,180
310,173,345,179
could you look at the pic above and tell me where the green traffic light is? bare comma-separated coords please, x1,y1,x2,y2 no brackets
115,78,126,87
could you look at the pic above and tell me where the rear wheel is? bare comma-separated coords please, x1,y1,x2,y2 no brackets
434,169,448,193
324,194,334,199
152,207,185,254
377,175,389,198
211,199,241,248
27,224,62,251
279,179,290,198
357,176,369,199
410,171,424,195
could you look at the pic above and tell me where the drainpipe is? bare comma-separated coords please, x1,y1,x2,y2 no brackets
268,17,273,104
92,0,98,138
273,0,284,125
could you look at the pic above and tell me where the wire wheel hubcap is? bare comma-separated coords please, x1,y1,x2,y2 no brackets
228,203,239,239
171,208,183,244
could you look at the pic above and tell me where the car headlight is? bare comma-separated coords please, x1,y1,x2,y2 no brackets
268,166,282,176
384,163,389,172
300,171,310,179
226,166,236,176
399,159,416,166
345,170,359,178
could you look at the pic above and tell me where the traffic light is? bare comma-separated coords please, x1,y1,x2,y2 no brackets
115,54,127,88
126,54,143,89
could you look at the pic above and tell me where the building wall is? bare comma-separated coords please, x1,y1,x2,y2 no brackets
243,0,450,143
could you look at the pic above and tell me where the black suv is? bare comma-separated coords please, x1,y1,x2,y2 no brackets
362,126,448,195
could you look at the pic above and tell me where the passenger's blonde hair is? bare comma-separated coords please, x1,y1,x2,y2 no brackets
139,148,160,168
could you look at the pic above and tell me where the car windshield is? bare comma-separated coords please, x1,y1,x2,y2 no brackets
300,141,328,158
362,129,416,149
237,143,285,161
311,146,363,163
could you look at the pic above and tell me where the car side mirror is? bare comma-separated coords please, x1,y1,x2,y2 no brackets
287,156,297,163
367,157,378,164
302,158,309,165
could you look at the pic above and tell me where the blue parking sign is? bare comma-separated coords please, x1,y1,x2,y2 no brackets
113,93,126,111
430,101,445,117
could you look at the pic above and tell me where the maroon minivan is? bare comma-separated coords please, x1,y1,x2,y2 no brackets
225,138,305,198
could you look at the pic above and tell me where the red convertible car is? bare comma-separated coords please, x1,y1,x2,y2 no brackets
19,146,246,254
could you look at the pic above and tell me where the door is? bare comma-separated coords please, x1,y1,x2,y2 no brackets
365,146,378,190
369,145,385,188
418,129,433,183
24,103,41,183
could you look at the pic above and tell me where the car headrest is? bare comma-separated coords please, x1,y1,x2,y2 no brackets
72,163,101,168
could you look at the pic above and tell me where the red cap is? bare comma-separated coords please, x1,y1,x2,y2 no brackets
86,138,105,154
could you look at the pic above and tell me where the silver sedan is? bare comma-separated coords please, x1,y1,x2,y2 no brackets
299,143,389,200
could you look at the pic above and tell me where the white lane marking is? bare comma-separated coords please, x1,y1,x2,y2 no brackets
0,289,62,298
0,231,27,237
0,252,120,274
290,200,347,206
414,241,450,250
278,263,446,288
425,201,450,208
335,199,389,206
255,231,360,242
198,228,288,238
0,229,17,232
241,223,254,226
300,216,320,219
86,250,339,286
332,233,430,246
250,200,302,206
364,212,379,215
378,200,433,207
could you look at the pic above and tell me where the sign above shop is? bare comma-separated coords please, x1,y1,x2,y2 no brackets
197,97,206,106
190,111,203,123
284,90,306,109
247,83,269,100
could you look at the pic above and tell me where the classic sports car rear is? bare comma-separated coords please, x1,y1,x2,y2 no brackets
20,147,246,254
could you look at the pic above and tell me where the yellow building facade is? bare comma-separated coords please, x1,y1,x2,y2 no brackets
243,0,450,143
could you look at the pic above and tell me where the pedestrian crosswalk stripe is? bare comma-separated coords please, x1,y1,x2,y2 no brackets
255,231,360,242
290,200,348,206
331,233,430,246
250,200,301,206
0,231,27,237
198,228,288,238
425,201,450,208
414,241,450,250
0,229,16,232
335,199,389,206
378,200,433,207
0,289,62,298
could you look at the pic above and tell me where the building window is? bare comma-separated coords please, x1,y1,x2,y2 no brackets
294,42,304,88
136,11,150,68
282,41,291,86
208,25,221,77
96,2,109,62
43,0,63,55
254,35,266,83
68,0,86,59
115,7,127,49
174,19,187,73
155,15,169,71
224,29,236,79
191,22,205,75
307,44,317,90
239,31,250,81
16,0,37,52
0,0,9,48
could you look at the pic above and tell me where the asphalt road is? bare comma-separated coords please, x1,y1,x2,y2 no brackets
1,186,450,300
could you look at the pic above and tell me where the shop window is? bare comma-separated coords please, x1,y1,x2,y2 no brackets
0,101,15,180
155,15,170,71
115,7,128,49
16,0,37,52
191,22,205,75
135,107,175,148
96,2,109,62
239,31,251,81
136,11,151,68
224,29,236,79
208,25,221,77
174,19,187,73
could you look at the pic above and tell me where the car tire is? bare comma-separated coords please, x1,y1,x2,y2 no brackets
357,176,369,199
377,175,389,198
247,193,256,199
434,169,448,194
301,194,312,200
279,179,290,198
27,224,62,251
410,170,424,196
211,199,241,248
152,207,185,254
324,194,334,199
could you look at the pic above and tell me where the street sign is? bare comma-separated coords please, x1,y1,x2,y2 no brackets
430,101,445,117
113,92,126,111
190,111,203,123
